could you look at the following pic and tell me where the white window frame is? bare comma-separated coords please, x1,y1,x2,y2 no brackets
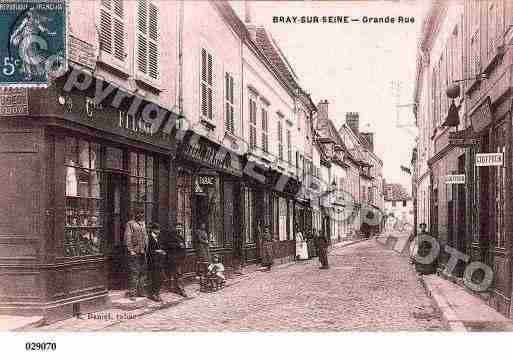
136,0,160,83
98,0,127,71
277,116,284,161
249,93,257,151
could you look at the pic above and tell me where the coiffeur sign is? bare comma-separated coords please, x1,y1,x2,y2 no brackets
475,153,503,167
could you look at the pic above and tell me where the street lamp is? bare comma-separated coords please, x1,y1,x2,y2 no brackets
443,83,461,127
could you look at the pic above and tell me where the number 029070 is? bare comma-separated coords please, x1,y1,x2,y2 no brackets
25,342,56,351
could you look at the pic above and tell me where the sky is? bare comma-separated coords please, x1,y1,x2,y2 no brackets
231,0,430,193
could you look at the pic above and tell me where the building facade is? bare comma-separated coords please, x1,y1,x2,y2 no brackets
414,0,513,317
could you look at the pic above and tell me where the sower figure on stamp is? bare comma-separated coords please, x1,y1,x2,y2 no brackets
167,223,188,298
147,222,166,302
124,208,149,300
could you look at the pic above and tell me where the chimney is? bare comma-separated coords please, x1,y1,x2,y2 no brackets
317,100,329,120
360,132,374,152
346,112,359,137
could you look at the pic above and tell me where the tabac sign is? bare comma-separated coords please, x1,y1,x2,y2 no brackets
0,0,66,87
476,153,503,167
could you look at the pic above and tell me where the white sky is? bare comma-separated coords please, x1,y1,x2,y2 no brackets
231,0,429,192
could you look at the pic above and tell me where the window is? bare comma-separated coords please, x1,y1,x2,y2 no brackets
392,201,396,207
177,170,193,248
205,178,222,248
99,0,125,61
225,73,235,134
201,48,214,122
249,97,257,150
65,137,103,257
261,106,268,152
278,119,283,160
137,0,159,79
470,33,480,78
244,187,255,244
279,197,287,241
487,2,496,58
286,129,291,163
129,152,155,224
402,200,407,207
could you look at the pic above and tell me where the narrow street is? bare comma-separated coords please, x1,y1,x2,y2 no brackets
105,237,446,331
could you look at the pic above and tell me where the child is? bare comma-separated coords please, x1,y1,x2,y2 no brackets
207,254,225,285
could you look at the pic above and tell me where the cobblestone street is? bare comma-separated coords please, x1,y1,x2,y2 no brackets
100,237,446,331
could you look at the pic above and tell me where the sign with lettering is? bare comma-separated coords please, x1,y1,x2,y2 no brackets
445,174,465,184
0,0,67,87
181,140,242,176
476,153,503,167
198,175,216,186
0,87,27,115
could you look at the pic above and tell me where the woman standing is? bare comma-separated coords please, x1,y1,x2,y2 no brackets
295,226,308,260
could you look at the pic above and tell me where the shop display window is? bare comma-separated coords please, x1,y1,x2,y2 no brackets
177,170,193,248
244,187,255,244
129,152,155,224
205,178,222,248
64,137,103,257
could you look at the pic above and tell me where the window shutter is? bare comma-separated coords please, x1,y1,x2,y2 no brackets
229,75,234,133
99,9,112,54
148,3,158,79
138,35,147,73
201,49,207,117
138,0,147,33
113,18,124,61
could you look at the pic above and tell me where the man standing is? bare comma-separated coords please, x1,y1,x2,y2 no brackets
316,228,330,269
147,222,166,302
167,223,188,297
125,208,149,300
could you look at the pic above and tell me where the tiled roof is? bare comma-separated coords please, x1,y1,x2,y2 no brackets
384,183,411,202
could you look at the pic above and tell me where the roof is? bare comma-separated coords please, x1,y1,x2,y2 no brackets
384,183,411,202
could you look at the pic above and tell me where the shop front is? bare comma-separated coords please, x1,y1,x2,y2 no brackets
0,76,177,321
175,131,243,276
240,159,300,266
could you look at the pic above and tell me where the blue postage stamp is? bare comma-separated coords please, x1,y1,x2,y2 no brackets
0,0,66,88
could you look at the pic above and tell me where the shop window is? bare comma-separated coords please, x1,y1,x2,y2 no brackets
129,152,155,224
244,187,255,244
177,170,193,248
279,197,287,241
402,200,407,207
205,178,222,247
64,137,103,257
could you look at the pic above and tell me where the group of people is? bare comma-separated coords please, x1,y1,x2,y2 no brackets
124,209,332,302
124,209,188,302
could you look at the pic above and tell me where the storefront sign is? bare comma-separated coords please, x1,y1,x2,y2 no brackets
476,153,503,167
445,174,465,184
198,175,216,186
0,87,28,115
182,140,242,176
0,0,67,87
470,97,493,133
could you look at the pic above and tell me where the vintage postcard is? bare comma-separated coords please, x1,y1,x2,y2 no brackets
1,0,512,357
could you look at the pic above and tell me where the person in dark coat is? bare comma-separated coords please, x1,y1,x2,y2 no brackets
165,223,188,297
261,226,274,270
124,208,148,299
315,229,330,269
147,222,166,302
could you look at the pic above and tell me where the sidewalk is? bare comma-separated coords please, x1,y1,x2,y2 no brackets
0,315,44,331
422,274,513,331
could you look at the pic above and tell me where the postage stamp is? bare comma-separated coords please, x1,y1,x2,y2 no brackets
0,0,66,88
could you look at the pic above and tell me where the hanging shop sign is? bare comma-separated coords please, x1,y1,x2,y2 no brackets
475,153,503,167
470,97,493,133
448,127,480,147
445,174,465,184
0,0,67,87
198,175,216,186
0,87,28,116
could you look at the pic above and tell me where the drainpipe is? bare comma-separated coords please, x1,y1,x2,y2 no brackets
178,0,184,117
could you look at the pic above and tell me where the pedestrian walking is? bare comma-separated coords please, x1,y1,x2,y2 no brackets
124,208,149,300
261,226,274,270
315,229,330,269
147,222,166,302
295,225,308,260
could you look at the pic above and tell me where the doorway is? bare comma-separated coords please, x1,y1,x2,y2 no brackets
105,172,129,290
